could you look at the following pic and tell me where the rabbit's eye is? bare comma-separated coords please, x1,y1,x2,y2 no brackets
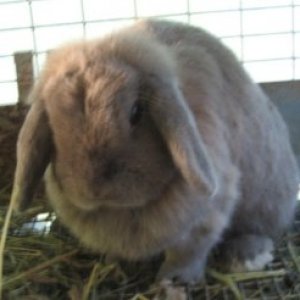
130,102,143,126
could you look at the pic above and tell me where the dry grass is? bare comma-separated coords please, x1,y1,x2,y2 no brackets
0,187,299,300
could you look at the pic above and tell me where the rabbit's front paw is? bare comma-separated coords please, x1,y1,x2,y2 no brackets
157,257,205,284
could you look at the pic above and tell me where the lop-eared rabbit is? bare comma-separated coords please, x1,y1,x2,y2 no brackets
11,20,299,282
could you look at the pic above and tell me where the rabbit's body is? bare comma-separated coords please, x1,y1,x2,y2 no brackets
12,20,299,282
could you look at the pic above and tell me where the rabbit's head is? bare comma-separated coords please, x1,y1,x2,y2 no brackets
12,30,217,212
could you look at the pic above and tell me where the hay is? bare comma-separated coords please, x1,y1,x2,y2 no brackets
0,191,14,299
0,185,299,299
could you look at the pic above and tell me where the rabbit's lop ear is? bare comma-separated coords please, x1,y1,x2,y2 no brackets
149,77,218,198
11,95,52,212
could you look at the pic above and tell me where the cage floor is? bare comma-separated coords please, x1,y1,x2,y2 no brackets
2,203,300,300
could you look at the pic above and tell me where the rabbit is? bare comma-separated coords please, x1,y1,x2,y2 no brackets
11,19,299,282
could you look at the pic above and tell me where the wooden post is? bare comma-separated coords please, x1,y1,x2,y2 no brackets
14,51,34,105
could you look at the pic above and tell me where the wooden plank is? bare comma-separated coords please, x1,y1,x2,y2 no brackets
14,51,34,105
261,80,300,167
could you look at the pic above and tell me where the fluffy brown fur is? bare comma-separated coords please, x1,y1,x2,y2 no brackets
11,20,299,282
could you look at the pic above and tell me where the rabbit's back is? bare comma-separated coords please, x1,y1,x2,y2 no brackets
140,20,299,236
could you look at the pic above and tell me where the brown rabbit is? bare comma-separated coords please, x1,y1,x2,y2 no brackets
11,20,299,282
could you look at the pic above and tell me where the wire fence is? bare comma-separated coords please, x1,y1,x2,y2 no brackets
0,0,299,104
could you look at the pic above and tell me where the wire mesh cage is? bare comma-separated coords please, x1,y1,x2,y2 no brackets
0,1,300,300
0,0,300,105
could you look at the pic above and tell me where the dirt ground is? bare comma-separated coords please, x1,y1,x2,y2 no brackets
0,105,27,204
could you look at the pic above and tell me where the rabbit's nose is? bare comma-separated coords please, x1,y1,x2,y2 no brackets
102,160,120,180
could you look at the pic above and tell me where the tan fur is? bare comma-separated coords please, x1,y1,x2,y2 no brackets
12,20,299,282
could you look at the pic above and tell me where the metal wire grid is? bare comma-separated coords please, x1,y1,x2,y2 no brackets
0,0,300,104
